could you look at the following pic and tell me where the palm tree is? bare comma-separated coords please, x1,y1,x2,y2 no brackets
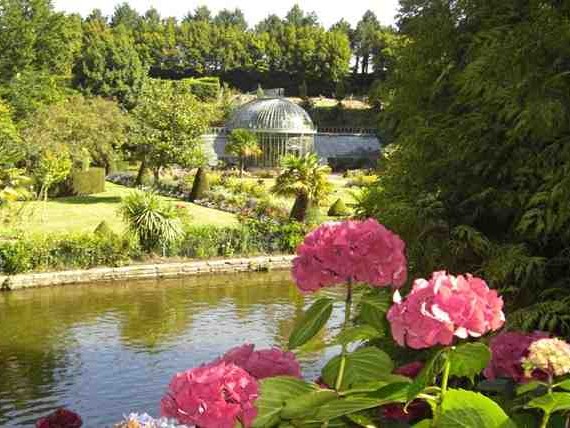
225,129,262,177
272,153,332,222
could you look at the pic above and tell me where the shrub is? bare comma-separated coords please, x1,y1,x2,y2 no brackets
189,167,210,202
0,233,137,274
93,220,114,237
328,198,350,216
119,191,184,253
67,167,106,195
178,77,220,101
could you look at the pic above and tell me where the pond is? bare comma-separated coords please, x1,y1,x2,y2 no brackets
0,271,343,427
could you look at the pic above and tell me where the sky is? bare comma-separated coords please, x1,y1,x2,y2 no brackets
51,0,400,28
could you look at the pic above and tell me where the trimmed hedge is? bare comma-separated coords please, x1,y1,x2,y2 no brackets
70,168,106,195
0,234,138,274
0,221,306,274
178,77,220,101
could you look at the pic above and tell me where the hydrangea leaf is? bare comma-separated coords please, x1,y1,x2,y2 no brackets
525,392,570,414
288,297,334,350
516,380,546,396
358,289,392,333
555,379,570,392
437,388,517,427
413,420,433,427
331,324,384,346
321,346,394,390
252,376,317,428
314,382,409,421
281,389,338,420
448,343,491,381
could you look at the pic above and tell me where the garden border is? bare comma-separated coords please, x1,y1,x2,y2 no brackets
0,255,295,291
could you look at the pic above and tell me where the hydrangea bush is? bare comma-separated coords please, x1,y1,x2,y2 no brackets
35,219,570,427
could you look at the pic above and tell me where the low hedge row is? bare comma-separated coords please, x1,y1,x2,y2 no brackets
0,221,306,275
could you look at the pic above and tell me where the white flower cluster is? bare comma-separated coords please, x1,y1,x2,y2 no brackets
117,413,194,428
522,338,570,377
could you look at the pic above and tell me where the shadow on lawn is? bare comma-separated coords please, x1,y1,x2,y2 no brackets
55,196,123,205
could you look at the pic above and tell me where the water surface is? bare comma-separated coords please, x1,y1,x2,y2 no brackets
0,271,342,427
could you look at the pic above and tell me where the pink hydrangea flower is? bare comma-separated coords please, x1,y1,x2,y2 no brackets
292,219,407,293
484,331,549,382
161,361,259,428
219,344,302,379
36,409,82,428
387,271,505,349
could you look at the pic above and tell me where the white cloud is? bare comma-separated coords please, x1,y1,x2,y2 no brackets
52,0,399,28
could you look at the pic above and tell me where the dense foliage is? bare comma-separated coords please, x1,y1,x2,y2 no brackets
357,0,570,335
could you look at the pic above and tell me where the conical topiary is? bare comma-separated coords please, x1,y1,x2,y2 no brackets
328,198,350,217
94,220,114,237
189,167,210,202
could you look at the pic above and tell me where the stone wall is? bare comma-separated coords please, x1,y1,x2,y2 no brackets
0,255,295,291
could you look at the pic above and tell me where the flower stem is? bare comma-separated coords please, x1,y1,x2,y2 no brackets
440,356,451,395
335,280,353,391
540,412,551,428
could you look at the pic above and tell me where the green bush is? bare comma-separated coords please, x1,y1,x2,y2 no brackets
62,167,106,196
94,220,114,237
178,77,220,101
328,198,350,216
0,233,138,274
189,167,210,201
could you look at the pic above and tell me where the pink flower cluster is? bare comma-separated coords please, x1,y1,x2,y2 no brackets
220,344,302,380
161,361,258,428
36,409,82,428
292,219,407,293
387,271,505,349
484,331,549,383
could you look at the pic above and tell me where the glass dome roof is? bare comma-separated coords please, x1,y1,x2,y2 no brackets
227,98,316,134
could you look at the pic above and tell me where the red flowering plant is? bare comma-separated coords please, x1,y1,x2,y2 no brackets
149,219,570,428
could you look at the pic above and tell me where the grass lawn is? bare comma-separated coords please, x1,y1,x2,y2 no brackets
6,182,237,236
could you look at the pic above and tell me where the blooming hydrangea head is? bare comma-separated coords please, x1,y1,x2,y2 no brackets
160,361,258,428
220,344,302,380
292,219,407,293
522,338,570,378
36,409,82,428
387,271,505,349
484,331,549,382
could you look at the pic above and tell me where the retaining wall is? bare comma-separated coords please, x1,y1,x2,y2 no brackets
0,255,295,291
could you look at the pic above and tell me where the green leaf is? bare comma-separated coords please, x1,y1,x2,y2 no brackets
516,380,546,396
526,392,570,414
358,290,392,332
288,297,334,350
332,325,383,346
438,388,517,427
346,412,378,427
252,376,317,427
281,389,338,420
407,349,445,401
555,379,570,392
322,346,394,390
413,420,432,428
314,382,409,421
448,343,491,381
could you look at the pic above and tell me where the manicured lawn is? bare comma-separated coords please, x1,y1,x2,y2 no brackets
7,182,237,236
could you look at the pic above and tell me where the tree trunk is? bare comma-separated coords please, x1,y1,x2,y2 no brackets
135,158,147,186
239,157,244,178
153,166,160,185
290,193,311,222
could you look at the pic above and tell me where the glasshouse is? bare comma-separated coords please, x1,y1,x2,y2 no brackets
226,97,316,167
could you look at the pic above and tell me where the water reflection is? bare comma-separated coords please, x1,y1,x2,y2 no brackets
0,271,341,427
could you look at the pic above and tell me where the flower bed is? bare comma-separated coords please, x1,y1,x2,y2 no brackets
33,219,570,427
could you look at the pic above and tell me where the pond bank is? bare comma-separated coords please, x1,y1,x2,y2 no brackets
0,255,295,291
